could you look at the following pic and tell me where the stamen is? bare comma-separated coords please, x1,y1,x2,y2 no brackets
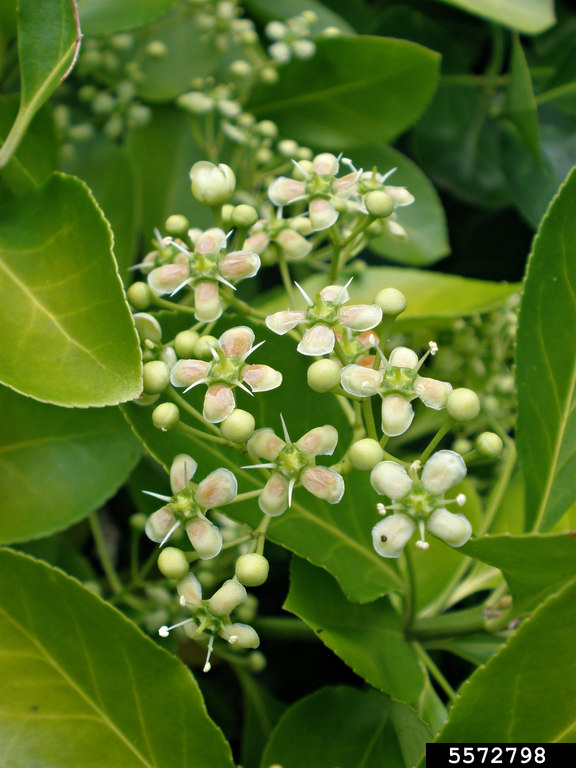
291,158,311,178
160,521,181,548
166,238,191,256
236,380,255,397
216,275,237,291
279,413,291,443
229,635,238,644
288,477,296,508
376,346,388,366
294,281,313,306
378,167,397,184
183,377,209,394
144,340,155,350
376,502,387,516
143,490,171,502
415,341,438,371
128,262,147,271
429,341,439,356
410,460,422,473
336,276,354,304
243,339,266,360
158,617,195,637
241,463,276,470
203,636,215,673
456,493,466,506
170,278,193,297
415,521,429,550
208,345,220,361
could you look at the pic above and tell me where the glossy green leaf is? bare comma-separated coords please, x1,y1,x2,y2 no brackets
77,0,177,35
249,36,440,150
461,532,576,616
505,36,541,161
435,578,576,743
434,0,555,34
0,173,142,406
516,167,576,530
0,385,142,543
426,633,505,666
261,686,432,768
237,669,286,768
243,0,354,33
285,558,446,730
0,0,79,170
0,548,235,767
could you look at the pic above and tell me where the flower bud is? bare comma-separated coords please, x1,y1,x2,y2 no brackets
278,139,299,158
248,650,267,672
127,281,152,310
152,402,180,431
374,287,407,317
476,431,503,459
157,547,189,580
190,161,236,206
307,359,341,392
230,59,252,77
178,91,214,114
194,335,219,359
165,214,189,236
427,509,472,547
259,66,278,84
349,438,384,471
235,553,269,587
129,512,147,532
143,360,171,395
208,579,247,616
232,204,259,228
222,623,260,648
365,190,395,218
371,461,412,499
174,330,200,358
447,388,481,422
220,409,255,442
146,40,167,58
186,518,223,560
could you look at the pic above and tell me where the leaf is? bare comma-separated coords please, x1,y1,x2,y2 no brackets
0,548,236,767
426,633,505,666
243,0,354,33
248,36,440,150
461,532,576,616
434,577,576,743
261,686,432,768
0,0,80,170
0,173,142,406
237,669,286,768
285,558,446,730
505,35,541,161
516,167,576,530
77,0,177,35
0,385,142,543
433,0,555,34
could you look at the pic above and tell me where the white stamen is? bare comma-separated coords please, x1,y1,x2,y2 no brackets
160,521,181,548
143,490,172,502
410,460,422,472
179,595,188,607
416,521,429,550
236,380,255,396
456,493,466,507
216,275,237,291
294,281,313,306
228,635,238,644
415,540,429,550
429,340,438,355
203,636,215,673
241,463,276,470
279,413,291,443
183,377,209,394
128,262,147,271
376,502,387,516
378,167,397,184
158,617,195,637
170,278,193,297
166,238,190,256
243,339,265,360
336,276,353,304
288,477,296,508
290,158,311,178
209,345,220,361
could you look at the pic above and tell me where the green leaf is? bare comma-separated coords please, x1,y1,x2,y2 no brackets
0,0,80,170
516,167,576,530
0,548,236,767
461,532,576,616
243,0,354,33
249,36,440,150
426,633,505,666
77,0,177,35
0,173,142,406
285,558,446,729
237,669,286,768
434,577,576,743
433,0,555,34
0,385,142,543
505,35,541,161
261,686,432,768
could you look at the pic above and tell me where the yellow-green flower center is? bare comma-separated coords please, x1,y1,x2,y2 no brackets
189,251,220,280
275,444,310,479
381,365,417,395
169,488,202,522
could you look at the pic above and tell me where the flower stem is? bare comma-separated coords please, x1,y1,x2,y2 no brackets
479,440,516,535
413,642,456,701
254,515,271,555
278,251,296,308
167,387,221,435
176,421,229,446
361,397,378,441
152,296,197,315
419,417,454,464
89,512,124,595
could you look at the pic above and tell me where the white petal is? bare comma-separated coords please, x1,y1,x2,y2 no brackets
427,508,472,547
422,450,467,495
372,514,415,558
370,461,412,500
301,466,344,504
276,229,312,261
219,326,255,359
170,454,198,494
148,263,190,295
320,284,346,303
219,250,260,281
145,508,177,544
415,377,453,409
309,198,338,231
186,518,223,559
338,304,383,332
312,152,339,175
196,468,238,508
242,364,283,392
384,185,415,207
170,359,210,388
266,310,306,335
195,227,227,254
268,177,306,206
297,324,335,356
340,364,382,397
244,231,270,254
389,346,418,369
177,572,203,606
194,281,222,322
220,623,259,649
247,428,285,461
295,425,338,456
381,395,414,437
259,473,289,516
203,384,235,423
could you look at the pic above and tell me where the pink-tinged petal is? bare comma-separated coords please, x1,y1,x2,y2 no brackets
177,573,203,606
219,326,255,359
194,281,222,322
170,359,210,388
309,198,338,231
197,467,238,508
242,364,283,392
297,324,335,356
145,507,177,543
371,461,412,500
266,310,306,335
219,250,260,281
357,330,379,348
389,346,418,370
203,384,235,423
422,450,466,495
275,229,312,261
415,376,453,409
340,364,382,397
268,177,306,206
384,185,415,207
301,466,344,504
427,508,472,547
381,394,414,437
185,517,223,559
259,473,289,516
333,171,359,194
195,227,227,254
312,152,339,175
244,231,270,254
296,425,338,456
148,263,190,295
372,514,415,558
170,453,198,493
320,284,348,303
247,428,284,461
339,303,383,332
385,219,407,241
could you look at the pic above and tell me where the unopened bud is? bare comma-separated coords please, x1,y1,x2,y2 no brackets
248,650,267,672
232,204,259,228
129,512,147,532
374,287,407,317
307,359,341,392
365,190,395,218
476,431,503,459
190,162,236,206
165,214,189,236
259,66,279,84
127,282,152,310
143,360,171,395
349,438,384,471
152,402,180,431
220,409,255,442
157,547,189,580
195,335,219,359
235,553,269,587
230,59,253,77
177,91,214,114
174,330,200,358
146,40,167,58
208,579,247,616
447,388,481,422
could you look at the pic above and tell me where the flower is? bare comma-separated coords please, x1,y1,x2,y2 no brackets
340,343,452,436
370,450,472,557
170,326,282,423
144,454,237,555
244,216,313,263
244,416,344,516
265,280,382,356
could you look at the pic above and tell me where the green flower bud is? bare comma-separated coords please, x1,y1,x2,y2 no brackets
127,281,152,310
143,360,171,395
307,359,341,392
476,431,503,459
103,114,123,140
292,159,313,180
195,335,219,360
278,139,299,158
208,579,247,616
374,287,407,317
68,123,95,142
447,388,481,422
178,91,214,114
190,161,236,206
157,547,189,580
152,402,180,431
232,204,259,229
146,40,168,58
174,330,200,358
116,79,136,102
259,66,279,84
257,120,278,139
297,146,313,161
255,147,274,166
220,409,255,442
364,190,395,218
129,512,147,532
230,59,253,77
452,437,473,455
234,592,258,624
165,214,189,236
248,650,267,673
92,92,116,115
349,438,384,471
235,553,269,587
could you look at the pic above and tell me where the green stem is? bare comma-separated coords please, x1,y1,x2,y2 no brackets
89,512,124,595
254,515,271,555
224,292,268,319
152,296,197,315
332,339,348,366
411,606,486,639
419,417,454,464
176,421,229,446
362,398,378,441
413,642,456,701
167,387,221,435
225,489,263,504
254,617,318,641
479,440,516,535
278,251,296,308
401,545,416,631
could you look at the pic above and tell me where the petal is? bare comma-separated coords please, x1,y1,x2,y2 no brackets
301,466,344,504
242,364,283,392
370,461,412,500
134,312,162,344
309,198,338,231
220,623,260,649
357,330,379,348
275,229,312,261
148,263,190,295
427,508,472,547
244,231,270,254
297,324,335,356
185,517,223,559
268,177,306,206
320,284,348,303
372,514,415,558
381,394,414,437
247,428,284,461
170,359,210,388
259,473,289,516
145,507,177,544
194,281,222,322
203,384,235,423
195,227,227,254
219,250,260,281
389,346,418,370
339,303,383,332
313,152,339,175
196,467,238,508
208,579,247,615
422,450,467,495
266,310,306,335
296,425,338,456
415,376,453,409
340,364,382,397
333,171,359,194
385,219,407,241
177,572,203,606
170,453,198,494
384,185,415,207
219,326,255,359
